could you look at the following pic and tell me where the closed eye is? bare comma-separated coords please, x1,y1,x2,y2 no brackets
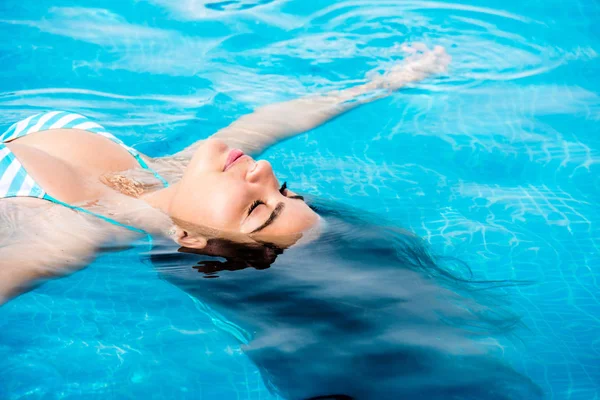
247,200,265,216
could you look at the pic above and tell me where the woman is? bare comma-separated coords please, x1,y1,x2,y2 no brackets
0,44,450,304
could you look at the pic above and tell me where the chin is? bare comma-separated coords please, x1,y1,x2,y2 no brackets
203,138,229,154
189,139,229,171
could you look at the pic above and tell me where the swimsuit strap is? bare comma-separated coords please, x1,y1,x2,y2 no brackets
132,154,169,187
43,193,152,240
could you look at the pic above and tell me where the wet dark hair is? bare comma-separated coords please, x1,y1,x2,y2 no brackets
179,238,283,277
147,198,541,400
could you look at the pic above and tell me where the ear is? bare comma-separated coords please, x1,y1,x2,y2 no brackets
172,226,208,249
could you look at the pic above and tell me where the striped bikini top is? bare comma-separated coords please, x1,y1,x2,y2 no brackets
0,111,168,234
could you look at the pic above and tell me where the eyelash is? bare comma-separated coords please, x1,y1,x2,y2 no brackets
248,199,264,216
248,182,293,217
282,181,304,201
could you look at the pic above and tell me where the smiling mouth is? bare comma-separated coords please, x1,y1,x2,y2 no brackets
224,148,245,171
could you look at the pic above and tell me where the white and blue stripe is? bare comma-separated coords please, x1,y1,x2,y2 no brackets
0,143,46,199
1,111,140,156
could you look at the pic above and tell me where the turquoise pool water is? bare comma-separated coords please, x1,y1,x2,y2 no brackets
0,0,598,399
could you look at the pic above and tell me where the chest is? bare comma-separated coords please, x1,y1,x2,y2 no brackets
6,129,140,204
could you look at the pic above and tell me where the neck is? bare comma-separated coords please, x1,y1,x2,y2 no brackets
141,183,178,214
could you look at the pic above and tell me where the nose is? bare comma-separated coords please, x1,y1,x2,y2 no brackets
247,160,275,184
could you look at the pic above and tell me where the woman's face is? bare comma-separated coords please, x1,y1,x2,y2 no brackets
170,139,318,240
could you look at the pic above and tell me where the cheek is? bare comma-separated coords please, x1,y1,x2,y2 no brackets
192,139,228,171
187,181,247,230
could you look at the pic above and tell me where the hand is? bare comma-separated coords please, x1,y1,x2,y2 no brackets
373,43,451,91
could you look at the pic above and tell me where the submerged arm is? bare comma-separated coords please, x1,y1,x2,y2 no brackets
172,44,449,160
0,195,163,306
0,242,95,305
0,201,102,305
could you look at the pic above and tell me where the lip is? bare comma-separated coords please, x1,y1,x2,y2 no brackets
224,148,245,171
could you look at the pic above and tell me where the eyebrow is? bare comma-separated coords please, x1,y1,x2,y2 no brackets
250,202,285,234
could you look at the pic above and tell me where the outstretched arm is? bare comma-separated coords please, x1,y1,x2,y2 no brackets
171,44,449,160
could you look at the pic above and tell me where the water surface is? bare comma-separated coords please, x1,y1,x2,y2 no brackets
0,0,599,399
